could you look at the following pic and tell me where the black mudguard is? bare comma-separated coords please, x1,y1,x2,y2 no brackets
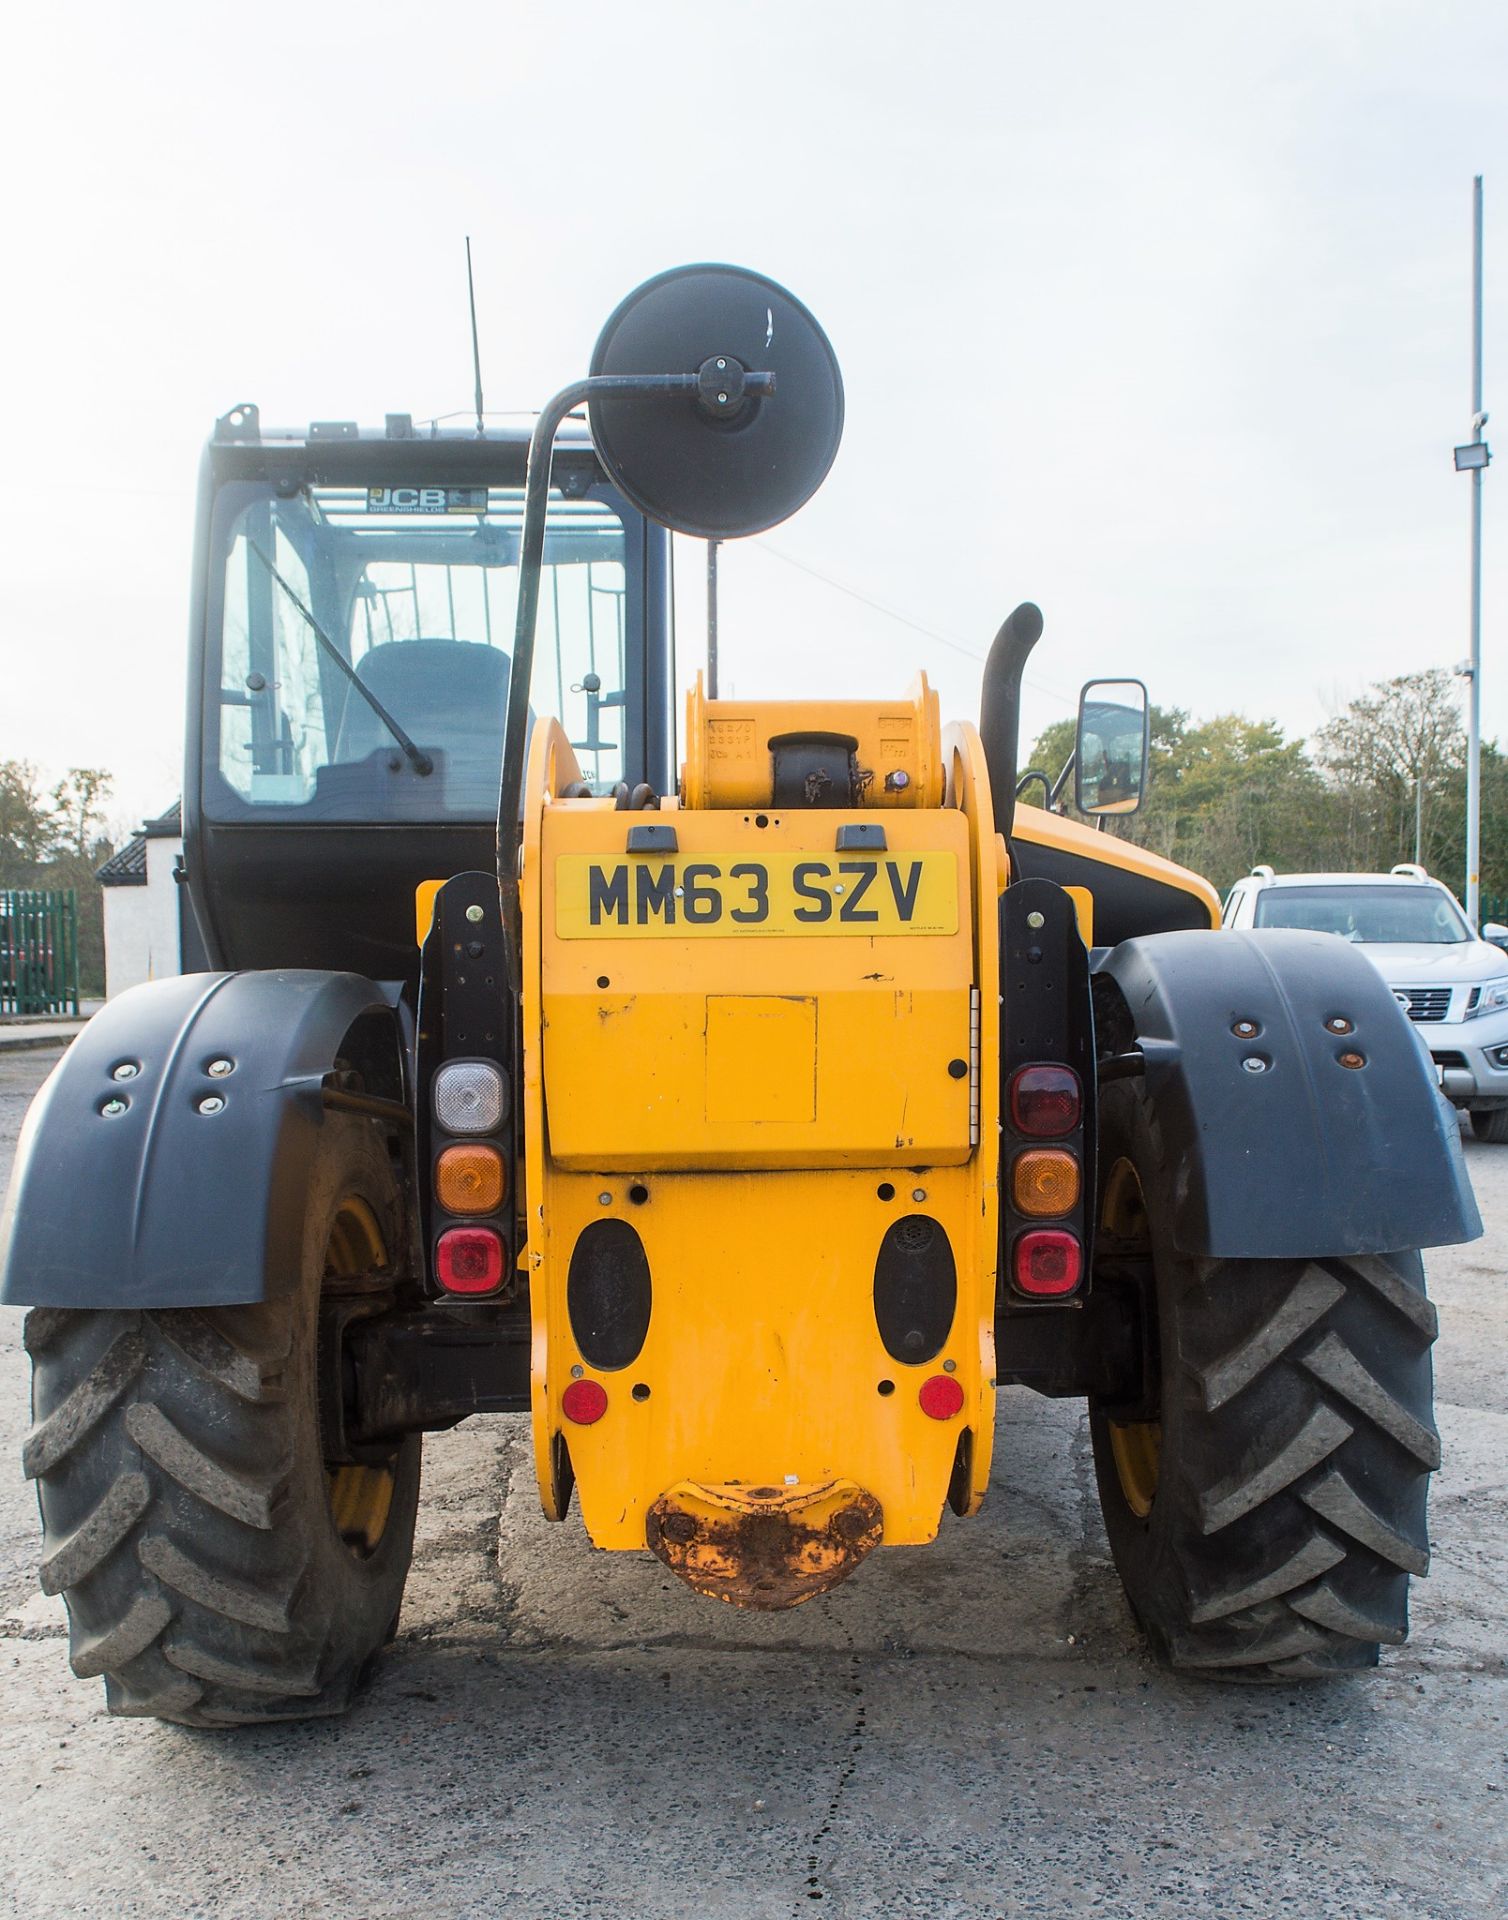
0,970,404,1309
1097,928,1482,1258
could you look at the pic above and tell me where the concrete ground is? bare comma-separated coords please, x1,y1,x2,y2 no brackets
0,1046,1503,1919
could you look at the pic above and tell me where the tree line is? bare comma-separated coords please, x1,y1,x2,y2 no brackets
1026,667,1505,911
0,763,115,995
0,665,1498,1004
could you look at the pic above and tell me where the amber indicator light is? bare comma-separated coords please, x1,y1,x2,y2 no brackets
436,1143,506,1215
1012,1148,1081,1218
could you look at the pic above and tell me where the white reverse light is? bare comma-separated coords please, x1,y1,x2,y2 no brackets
433,1060,506,1134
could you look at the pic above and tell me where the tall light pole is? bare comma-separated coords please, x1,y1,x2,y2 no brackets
1454,176,1491,929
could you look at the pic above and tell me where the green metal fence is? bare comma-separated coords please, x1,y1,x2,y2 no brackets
0,889,79,1016
1482,893,1508,928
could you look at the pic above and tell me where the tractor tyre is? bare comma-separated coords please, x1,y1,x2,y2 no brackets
22,1117,421,1726
1469,1105,1508,1143
1088,1078,1439,1680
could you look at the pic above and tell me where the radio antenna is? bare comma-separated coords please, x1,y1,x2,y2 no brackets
465,236,485,437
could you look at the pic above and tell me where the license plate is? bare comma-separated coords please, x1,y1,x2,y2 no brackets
554,852,958,938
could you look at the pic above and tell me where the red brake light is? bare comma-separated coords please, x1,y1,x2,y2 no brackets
918,1373,965,1420
1013,1229,1083,1298
436,1226,505,1295
562,1379,608,1425
1009,1065,1081,1137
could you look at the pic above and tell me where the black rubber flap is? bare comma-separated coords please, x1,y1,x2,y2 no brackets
873,1215,957,1366
588,264,844,539
567,1219,652,1371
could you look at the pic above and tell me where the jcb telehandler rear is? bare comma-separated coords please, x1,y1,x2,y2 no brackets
0,266,1478,1723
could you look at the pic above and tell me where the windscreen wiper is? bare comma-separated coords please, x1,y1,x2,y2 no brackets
247,540,433,777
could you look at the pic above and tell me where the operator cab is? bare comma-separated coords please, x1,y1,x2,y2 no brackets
183,412,674,984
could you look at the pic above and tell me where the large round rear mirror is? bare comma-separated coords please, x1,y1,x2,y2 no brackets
588,264,844,539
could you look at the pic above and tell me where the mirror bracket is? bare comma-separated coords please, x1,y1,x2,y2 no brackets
494,264,844,988
493,368,773,992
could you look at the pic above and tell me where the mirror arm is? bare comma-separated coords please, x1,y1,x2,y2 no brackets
495,370,774,995
1014,768,1054,807
1049,752,1076,810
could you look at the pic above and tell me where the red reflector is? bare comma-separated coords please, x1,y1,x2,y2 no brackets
562,1379,608,1425
436,1226,505,1294
1009,1065,1081,1138
1014,1229,1083,1297
918,1373,965,1420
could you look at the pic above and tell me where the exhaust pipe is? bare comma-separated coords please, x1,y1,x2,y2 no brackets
978,601,1045,841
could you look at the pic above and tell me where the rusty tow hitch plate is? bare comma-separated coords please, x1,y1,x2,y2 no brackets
646,1479,883,1609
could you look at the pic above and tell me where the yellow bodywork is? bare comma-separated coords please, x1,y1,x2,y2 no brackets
420,673,1218,1607
518,678,996,1574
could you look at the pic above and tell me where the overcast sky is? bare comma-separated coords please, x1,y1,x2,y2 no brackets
3,1,1505,836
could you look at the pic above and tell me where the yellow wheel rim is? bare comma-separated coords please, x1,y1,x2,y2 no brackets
1108,1418,1161,1519
323,1194,399,1556
328,1461,396,1552
1101,1155,1161,1519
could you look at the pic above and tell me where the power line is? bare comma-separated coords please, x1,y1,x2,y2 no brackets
749,539,1075,706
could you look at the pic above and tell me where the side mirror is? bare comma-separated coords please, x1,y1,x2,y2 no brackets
1075,679,1149,816
1482,921,1508,949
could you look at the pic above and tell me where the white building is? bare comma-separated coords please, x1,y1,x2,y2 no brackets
97,803,206,997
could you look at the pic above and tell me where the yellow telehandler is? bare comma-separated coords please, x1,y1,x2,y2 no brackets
0,266,1477,1722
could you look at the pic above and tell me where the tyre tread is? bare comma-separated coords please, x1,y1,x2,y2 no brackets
1198,1403,1353,1535
38,1471,151,1596
123,1401,280,1528
22,1328,147,1478
1289,1579,1407,1646
1187,1530,1346,1624
137,1534,300,1633
1197,1268,1344,1411
69,1590,174,1678
1300,1468,1429,1575
1300,1332,1441,1468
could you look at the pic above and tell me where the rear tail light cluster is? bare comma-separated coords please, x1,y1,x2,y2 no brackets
1005,1064,1086,1299
418,878,519,1303
431,1061,511,1296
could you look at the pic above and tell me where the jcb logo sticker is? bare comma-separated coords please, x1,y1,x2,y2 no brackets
554,853,958,938
366,486,488,513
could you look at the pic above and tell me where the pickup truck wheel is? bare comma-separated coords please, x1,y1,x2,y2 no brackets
1089,1079,1439,1679
23,1118,420,1726
1469,1105,1508,1143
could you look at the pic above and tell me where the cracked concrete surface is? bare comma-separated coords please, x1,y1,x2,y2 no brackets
0,1049,1504,1918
